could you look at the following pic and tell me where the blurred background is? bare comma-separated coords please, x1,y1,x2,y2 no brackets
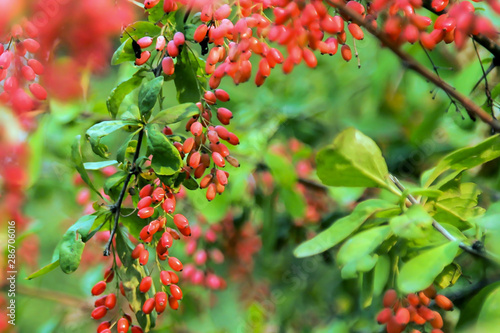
1,0,500,332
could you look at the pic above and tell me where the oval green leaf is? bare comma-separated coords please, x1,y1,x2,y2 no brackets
397,241,459,293
316,127,389,188
294,199,397,258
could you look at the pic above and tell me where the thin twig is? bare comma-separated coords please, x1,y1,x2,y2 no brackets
472,39,496,121
326,0,500,132
389,174,500,265
103,128,145,256
420,43,461,115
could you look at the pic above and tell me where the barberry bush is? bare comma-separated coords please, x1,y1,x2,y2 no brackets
2,0,500,332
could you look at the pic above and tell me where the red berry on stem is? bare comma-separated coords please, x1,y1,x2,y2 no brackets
91,306,108,320
168,256,183,271
139,276,153,293
91,281,107,296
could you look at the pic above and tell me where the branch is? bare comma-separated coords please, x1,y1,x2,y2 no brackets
389,174,500,265
327,0,500,132
103,127,145,256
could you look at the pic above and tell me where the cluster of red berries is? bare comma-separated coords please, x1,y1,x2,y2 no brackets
128,183,190,316
377,286,454,333
166,88,240,201
372,0,498,50
136,0,499,89
0,21,47,113
91,268,145,333
183,224,227,289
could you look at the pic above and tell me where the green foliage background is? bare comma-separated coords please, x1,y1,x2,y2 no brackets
11,20,500,332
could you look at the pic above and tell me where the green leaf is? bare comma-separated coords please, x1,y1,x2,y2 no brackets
59,229,85,274
279,187,306,219
390,205,433,239
121,21,162,43
120,209,148,239
111,38,136,65
428,181,484,230
26,260,60,280
117,136,138,164
397,241,459,293
265,153,296,188
138,76,164,117
115,226,157,330
182,175,199,190
104,171,128,201
86,120,141,158
360,270,375,308
71,135,103,199
458,282,500,329
151,103,199,124
84,160,118,170
174,47,205,103
146,124,183,176
373,255,391,296
423,134,500,187
337,226,392,266
294,199,397,258
107,74,143,118
316,127,389,188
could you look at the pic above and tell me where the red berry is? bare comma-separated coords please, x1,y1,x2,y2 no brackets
168,295,179,310
91,306,107,320
139,276,153,293
435,295,453,311
142,297,155,314
376,308,392,324
97,321,111,333
139,184,153,198
167,40,179,57
162,56,175,75
383,289,398,307
173,214,189,229
168,257,183,271
132,243,145,259
160,270,171,285
23,38,40,53
156,36,166,51
135,51,151,66
214,89,230,102
27,59,44,74
155,291,168,313
29,83,47,100
137,196,153,210
395,308,410,325
117,317,130,333
170,284,183,300
104,293,116,309
131,326,144,333
91,281,107,296
139,249,149,266
173,32,185,46
168,271,179,284
138,207,155,219
137,37,153,48
152,187,165,202
22,66,36,81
